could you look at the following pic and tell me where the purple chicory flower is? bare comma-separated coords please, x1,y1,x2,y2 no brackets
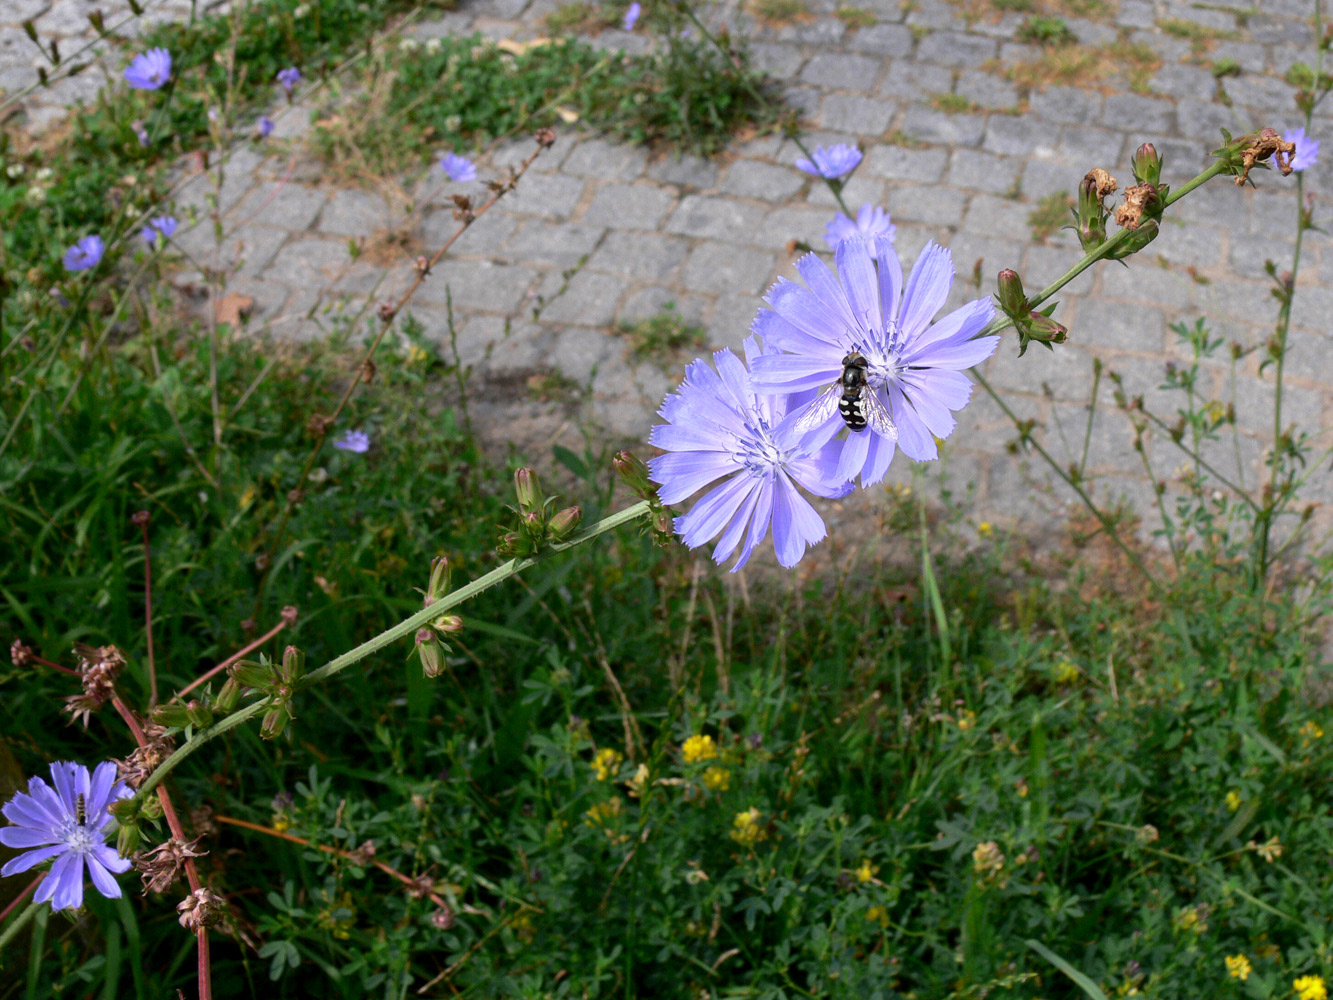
825,204,896,248
141,216,178,246
795,144,862,180
334,429,371,453
1283,126,1319,172
624,1,642,29
63,235,104,273
748,238,999,487
123,48,171,90
132,120,150,147
276,66,301,93
0,761,133,911
257,115,275,139
647,337,853,571
440,152,477,182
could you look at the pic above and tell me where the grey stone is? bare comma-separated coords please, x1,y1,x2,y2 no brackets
956,71,1020,111
963,193,1030,239
258,235,350,289
551,325,618,382
538,270,624,326
916,31,996,66
879,60,952,98
1022,243,1096,297
586,230,690,281
750,43,806,79
1029,87,1102,126
1063,17,1117,46
561,137,648,180
501,220,604,268
619,287,709,325
504,171,586,218
1103,93,1175,137
582,183,676,229
707,294,766,351
719,160,805,201
1172,97,1235,143
755,205,845,248
948,149,1021,195
417,259,538,313
1097,261,1195,310
902,104,985,146
1152,220,1224,271
819,94,895,135
863,144,949,182
233,182,327,232
1115,1,1157,31
1230,238,1291,279
777,18,846,44
681,242,776,295
664,195,766,240
1056,126,1124,168
646,153,719,189
1083,304,1168,353
231,225,293,278
848,22,914,57
805,174,884,209
1208,40,1269,74
887,184,964,228
1148,63,1218,100
419,206,518,252
1248,16,1311,45
317,189,392,237
801,52,881,89
984,116,1058,159
1021,159,1078,200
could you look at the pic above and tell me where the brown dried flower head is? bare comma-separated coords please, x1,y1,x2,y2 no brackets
347,840,377,866
406,872,436,899
136,836,208,894
1114,183,1156,230
64,644,126,727
10,639,33,667
177,886,227,930
1084,168,1118,199
117,735,176,788
1234,128,1297,186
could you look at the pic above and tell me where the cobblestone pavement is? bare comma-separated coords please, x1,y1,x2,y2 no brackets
6,0,1333,541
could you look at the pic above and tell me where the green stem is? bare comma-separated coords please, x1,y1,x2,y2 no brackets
0,898,42,953
131,500,654,805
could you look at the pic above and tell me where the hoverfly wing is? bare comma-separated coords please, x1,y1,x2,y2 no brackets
792,384,842,435
862,389,898,441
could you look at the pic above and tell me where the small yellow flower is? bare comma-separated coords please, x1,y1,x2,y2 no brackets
702,766,730,792
592,747,623,782
1225,955,1252,981
626,763,649,798
406,343,430,365
977,521,993,538
956,709,977,732
682,734,718,764
1295,975,1328,1000
1172,905,1208,935
584,796,623,829
1248,835,1282,863
730,807,767,847
1053,660,1080,684
972,841,1004,876
866,905,890,928
1225,789,1242,812
272,813,291,833
855,859,877,883
1300,720,1324,745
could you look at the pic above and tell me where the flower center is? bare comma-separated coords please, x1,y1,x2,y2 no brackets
854,320,905,388
735,419,785,477
61,820,98,856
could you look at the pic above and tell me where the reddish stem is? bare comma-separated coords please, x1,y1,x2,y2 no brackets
173,616,290,703
139,517,158,708
0,872,44,924
29,653,79,678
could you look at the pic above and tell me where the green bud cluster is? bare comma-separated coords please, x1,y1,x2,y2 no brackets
498,468,583,556
995,269,1068,357
613,451,673,545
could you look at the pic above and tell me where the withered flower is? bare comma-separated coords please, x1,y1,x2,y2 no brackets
347,840,376,866
1235,127,1296,186
10,639,33,667
177,886,227,930
1114,183,1158,230
136,836,208,894
1084,167,1118,198
65,644,126,727
116,734,176,788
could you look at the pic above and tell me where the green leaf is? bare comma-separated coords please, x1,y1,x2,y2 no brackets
1025,939,1109,1000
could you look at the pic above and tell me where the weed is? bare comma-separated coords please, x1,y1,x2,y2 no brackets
1156,16,1238,53
834,5,878,29
932,91,975,113
1018,15,1076,46
992,0,1034,9
545,1,619,33
1000,39,1160,92
1211,57,1242,78
748,0,811,26
616,304,708,362
526,369,585,401
1029,190,1073,242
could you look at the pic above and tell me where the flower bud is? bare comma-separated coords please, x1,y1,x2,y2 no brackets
1076,175,1108,251
497,532,523,556
433,614,463,634
228,658,273,690
426,555,451,605
1131,142,1161,186
185,699,213,729
1108,218,1160,259
613,451,654,499
995,269,1027,318
261,705,290,740
514,468,540,515
548,505,581,541
117,821,143,857
152,702,191,728
279,645,305,684
417,628,443,679
215,676,242,714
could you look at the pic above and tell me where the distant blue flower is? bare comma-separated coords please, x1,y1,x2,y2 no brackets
124,48,171,90
140,216,177,246
334,429,370,453
277,66,301,93
824,203,895,248
0,761,132,912
624,2,641,29
647,338,852,571
440,152,477,182
63,235,104,272
257,115,275,138
1283,126,1319,172
132,120,150,147
749,238,999,486
795,144,862,180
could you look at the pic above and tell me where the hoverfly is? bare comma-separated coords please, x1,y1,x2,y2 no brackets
793,352,898,438
74,793,86,827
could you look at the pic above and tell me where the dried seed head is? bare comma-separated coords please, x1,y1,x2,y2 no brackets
10,639,33,667
136,836,208,894
306,413,335,438
1234,128,1297,186
177,886,227,930
534,127,557,148
131,509,151,527
117,734,176,788
65,644,126,727
347,840,376,866
1083,167,1118,198
1114,183,1157,230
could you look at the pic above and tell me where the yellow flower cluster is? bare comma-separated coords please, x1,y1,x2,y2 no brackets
1301,720,1324,745
730,807,767,847
972,841,1004,876
592,747,623,782
1172,905,1208,935
866,905,890,928
584,796,623,829
1053,660,1080,684
1225,955,1251,981
703,766,730,791
1225,789,1242,812
1295,976,1328,1000
855,860,878,883
956,709,977,732
1248,835,1283,863
977,521,993,539
682,734,718,763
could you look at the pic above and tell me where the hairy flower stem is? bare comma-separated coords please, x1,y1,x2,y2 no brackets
133,501,653,806
0,898,42,952
0,873,43,927
250,138,553,615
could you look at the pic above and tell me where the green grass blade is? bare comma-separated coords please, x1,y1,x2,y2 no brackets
1025,939,1109,1000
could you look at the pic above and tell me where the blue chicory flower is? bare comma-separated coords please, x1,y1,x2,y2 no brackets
140,216,178,246
123,48,171,90
1283,126,1320,172
257,115,275,139
440,152,477,182
795,144,862,180
825,203,896,248
624,2,642,29
334,429,371,453
748,237,999,487
132,120,150,147
0,761,133,911
63,235,104,273
647,337,853,571
276,66,301,93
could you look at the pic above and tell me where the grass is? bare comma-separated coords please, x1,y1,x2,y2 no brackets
545,0,621,33
1157,16,1238,54
931,91,975,113
949,0,1113,20
1017,15,1077,46
616,304,708,363
834,4,878,29
1029,189,1073,242
997,38,1161,94
748,0,812,27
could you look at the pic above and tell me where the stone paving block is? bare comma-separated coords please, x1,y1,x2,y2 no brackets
848,22,914,57
1230,238,1292,280
879,60,953,98
902,104,986,147
1171,98,1235,143
551,325,619,382
317,189,392,237
501,220,605,269
1082,304,1169,353
956,72,1019,111
1153,220,1225,271
948,149,1021,195
562,137,648,181
1194,276,1275,331
452,315,548,375
707,294,766,352
863,144,948,182
903,3,964,30
1021,158,1079,200
416,259,538,314
586,230,690,281
664,195,767,240
988,339,1096,405
777,18,846,45
1103,93,1175,138
420,206,518,253
681,241,776,296
1055,126,1124,168
619,287,709,325
233,182,328,232
232,225,293,278
887,184,964,228
644,153,719,189
750,42,806,79
818,94,896,135
581,183,676,229
801,52,882,89
806,173,884,210
719,160,805,202
504,171,586,218
1148,63,1218,101
251,234,348,289
537,270,624,326
916,31,996,66
1064,17,1117,46
1208,40,1269,73
984,117,1058,159
963,194,1029,240
1029,86,1103,126
1098,259,1196,310
1022,243,1097,297
755,205,843,248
